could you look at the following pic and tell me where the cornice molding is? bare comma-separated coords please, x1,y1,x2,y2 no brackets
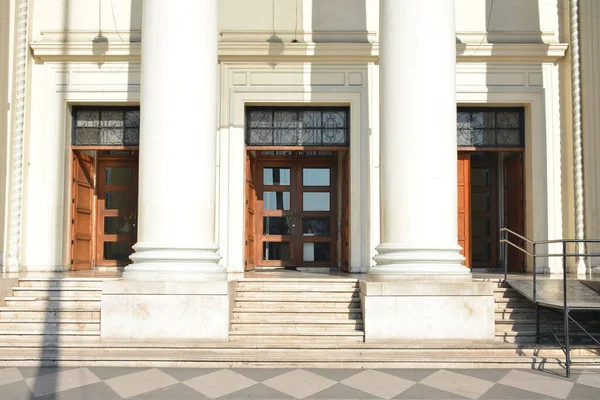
30,41,567,63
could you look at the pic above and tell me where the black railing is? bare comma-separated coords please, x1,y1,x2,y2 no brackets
500,228,600,377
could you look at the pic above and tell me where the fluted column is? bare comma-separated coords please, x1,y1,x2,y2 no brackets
371,0,468,276
125,0,224,281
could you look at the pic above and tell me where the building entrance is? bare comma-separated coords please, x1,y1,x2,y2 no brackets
245,152,349,271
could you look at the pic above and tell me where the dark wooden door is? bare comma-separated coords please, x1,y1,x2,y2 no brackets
96,158,139,267
244,153,257,271
471,153,499,269
255,158,338,268
457,152,471,268
504,153,525,272
71,152,95,270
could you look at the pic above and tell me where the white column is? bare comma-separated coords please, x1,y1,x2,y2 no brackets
125,0,224,281
371,0,468,276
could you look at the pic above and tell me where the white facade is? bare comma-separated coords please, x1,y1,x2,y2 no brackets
0,0,598,340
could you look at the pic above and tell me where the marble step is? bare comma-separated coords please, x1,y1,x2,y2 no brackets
17,279,106,288
4,297,101,308
0,331,100,341
10,287,102,297
229,333,364,343
0,320,99,331
235,292,359,301
235,301,359,309
231,318,363,326
233,312,362,320
230,324,364,333
0,308,100,319
237,284,358,292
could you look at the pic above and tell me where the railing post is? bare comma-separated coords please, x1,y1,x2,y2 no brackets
563,240,570,377
503,229,508,282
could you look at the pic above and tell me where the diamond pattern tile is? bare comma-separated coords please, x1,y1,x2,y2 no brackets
1,366,599,399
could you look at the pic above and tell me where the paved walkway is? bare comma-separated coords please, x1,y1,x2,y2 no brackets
1,367,599,399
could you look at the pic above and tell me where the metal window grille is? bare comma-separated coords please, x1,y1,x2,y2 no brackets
457,108,525,148
72,107,140,146
246,107,350,146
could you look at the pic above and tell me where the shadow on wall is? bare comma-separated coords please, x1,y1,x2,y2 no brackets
312,0,368,43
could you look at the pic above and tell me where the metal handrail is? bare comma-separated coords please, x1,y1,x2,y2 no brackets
499,227,600,377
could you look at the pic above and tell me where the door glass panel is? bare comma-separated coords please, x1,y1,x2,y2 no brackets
472,193,490,212
263,242,291,260
303,192,330,211
105,191,131,209
104,217,134,235
263,191,290,210
303,168,330,186
471,169,490,187
106,167,132,185
473,242,491,262
263,217,290,235
303,242,331,262
103,242,131,260
303,218,330,236
263,168,291,185
472,217,490,237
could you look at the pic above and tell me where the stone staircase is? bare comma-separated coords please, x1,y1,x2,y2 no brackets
494,283,600,344
230,278,364,343
0,277,108,342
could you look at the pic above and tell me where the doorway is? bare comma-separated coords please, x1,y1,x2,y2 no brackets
71,150,139,269
245,151,349,270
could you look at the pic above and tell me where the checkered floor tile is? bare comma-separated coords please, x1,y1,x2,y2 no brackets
1,367,599,399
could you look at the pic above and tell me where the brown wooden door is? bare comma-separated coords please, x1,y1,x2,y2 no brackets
340,152,350,272
504,153,525,272
255,158,338,268
471,153,499,269
245,153,257,271
96,158,139,267
457,152,471,268
71,152,95,270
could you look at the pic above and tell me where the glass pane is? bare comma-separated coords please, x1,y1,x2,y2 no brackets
303,168,330,186
103,242,130,260
263,192,290,210
471,169,490,187
104,217,134,235
303,218,330,236
303,242,331,262
473,242,491,262
263,217,290,235
263,168,291,185
472,217,490,237
303,192,330,211
263,242,291,261
105,191,131,209
472,193,490,212
106,167,132,186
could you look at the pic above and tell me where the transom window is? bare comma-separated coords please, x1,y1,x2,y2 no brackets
246,107,350,146
457,108,524,148
72,107,140,146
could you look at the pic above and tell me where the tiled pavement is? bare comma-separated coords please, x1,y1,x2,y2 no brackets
1,367,600,399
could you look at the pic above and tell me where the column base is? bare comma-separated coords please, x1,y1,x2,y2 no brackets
371,243,470,277
125,242,225,281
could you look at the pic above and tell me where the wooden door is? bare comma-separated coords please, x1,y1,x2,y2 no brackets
471,153,499,269
96,158,138,267
457,152,471,268
71,152,95,270
504,153,525,272
255,158,338,268
244,153,257,271
340,152,350,272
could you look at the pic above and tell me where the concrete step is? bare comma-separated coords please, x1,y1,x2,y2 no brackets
4,297,100,308
233,312,362,321
0,308,100,319
10,288,102,298
0,320,99,331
